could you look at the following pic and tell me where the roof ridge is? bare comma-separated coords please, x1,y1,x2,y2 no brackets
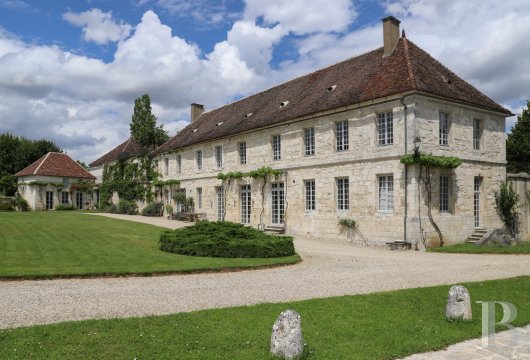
33,152,50,175
402,36,417,89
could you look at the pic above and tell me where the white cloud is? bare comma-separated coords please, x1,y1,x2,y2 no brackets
152,0,238,27
63,8,132,44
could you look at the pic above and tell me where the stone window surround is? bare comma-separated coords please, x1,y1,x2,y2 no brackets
303,127,316,156
272,134,281,161
304,179,316,212
473,118,482,151
164,157,169,175
177,154,182,174
214,145,223,169
336,177,349,211
196,150,203,171
196,187,202,209
439,110,451,147
239,142,247,165
377,174,394,213
376,111,394,146
335,120,349,152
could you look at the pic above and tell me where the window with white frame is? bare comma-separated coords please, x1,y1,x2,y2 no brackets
378,175,394,212
76,192,83,210
196,187,202,209
177,154,182,174
473,118,482,150
336,177,349,210
439,112,449,146
239,142,247,165
304,127,315,156
240,185,251,224
61,191,69,204
164,158,169,175
214,146,223,168
305,180,315,211
335,120,349,151
439,176,449,212
195,150,202,171
377,112,393,146
272,135,281,160
45,191,54,210
216,186,224,221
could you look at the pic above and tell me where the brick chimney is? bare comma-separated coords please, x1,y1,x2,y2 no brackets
191,103,204,122
382,16,400,57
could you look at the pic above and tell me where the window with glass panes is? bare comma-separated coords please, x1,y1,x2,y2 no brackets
196,187,202,209
61,191,69,204
240,185,251,224
439,112,449,146
164,158,169,175
215,146,223,168
473,118,481,150
335,121,349,151
196,150,202,170
272,135,281,160
336,178,349,210
45,191,54,210
378,175,394,212
304,127,315,156
377,112,393,146
439,176,449,212
305,180,315,211
177,154,182,174
216,186,224,221
76,192,83,209
239,142,247,165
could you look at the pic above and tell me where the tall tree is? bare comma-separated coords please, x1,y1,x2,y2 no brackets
507,100,530,174
130,94,169,150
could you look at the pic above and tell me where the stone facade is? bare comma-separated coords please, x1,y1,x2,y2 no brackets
153,94,506,246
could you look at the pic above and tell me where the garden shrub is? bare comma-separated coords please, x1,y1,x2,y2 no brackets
55,204,76,211
0,201,14,211
159,221,295,258
141,202,164,217
104,204,119,213
13,195,30,211
118,200,138,215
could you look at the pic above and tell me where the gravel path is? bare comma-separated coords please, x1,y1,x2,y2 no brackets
1,214,529,329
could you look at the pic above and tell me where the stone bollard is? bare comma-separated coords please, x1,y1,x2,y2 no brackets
446,285,472,321
270,310,304,359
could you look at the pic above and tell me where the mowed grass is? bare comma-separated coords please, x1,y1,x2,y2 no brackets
0,212,299,278
430,242,530,254
1,276,529,359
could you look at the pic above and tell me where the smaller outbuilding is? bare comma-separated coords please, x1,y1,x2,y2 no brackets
15,152,96,210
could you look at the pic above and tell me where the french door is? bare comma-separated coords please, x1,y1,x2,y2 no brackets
474,177,481,228
45,191,54,210
240,185,251,224
216,187,225,221
271,183,285,224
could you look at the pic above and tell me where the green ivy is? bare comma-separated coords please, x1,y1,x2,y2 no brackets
217,167,282,181
400,152,462,169
338,218,358,229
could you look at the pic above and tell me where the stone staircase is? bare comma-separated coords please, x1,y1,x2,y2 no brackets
264,225,285,235
386,241,412,250
466,228,487,244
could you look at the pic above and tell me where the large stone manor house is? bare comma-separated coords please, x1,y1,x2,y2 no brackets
91,17,512,247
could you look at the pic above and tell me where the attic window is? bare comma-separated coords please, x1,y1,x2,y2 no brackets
245,113,253,119
327,85,337,92
216,122,223,127
193,129,198,133
279,101,289,108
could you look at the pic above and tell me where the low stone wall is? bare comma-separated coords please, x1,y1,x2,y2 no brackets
507,173,530,242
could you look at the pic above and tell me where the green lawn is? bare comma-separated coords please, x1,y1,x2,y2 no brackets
0,212,299,278
1,276,529,359
430,242,530,254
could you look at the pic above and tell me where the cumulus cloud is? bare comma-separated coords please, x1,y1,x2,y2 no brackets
63,8,132,44
151,0,238,27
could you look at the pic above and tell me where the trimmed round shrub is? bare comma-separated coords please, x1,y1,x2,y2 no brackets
159,221,295,258
141,202,164,217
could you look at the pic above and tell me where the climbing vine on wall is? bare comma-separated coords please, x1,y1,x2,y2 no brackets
400,151,462,247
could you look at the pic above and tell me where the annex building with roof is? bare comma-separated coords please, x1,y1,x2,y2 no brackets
16,152,96,210
94,17,511,246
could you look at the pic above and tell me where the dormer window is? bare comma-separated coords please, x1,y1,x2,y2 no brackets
327,85,337,92
245,113,253,119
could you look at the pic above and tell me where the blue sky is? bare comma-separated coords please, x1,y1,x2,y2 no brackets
0,0,528,162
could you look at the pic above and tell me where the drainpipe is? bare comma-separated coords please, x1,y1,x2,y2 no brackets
400,95,408,243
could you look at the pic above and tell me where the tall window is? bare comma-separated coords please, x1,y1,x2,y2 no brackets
439,112,449,146
305,180,316,211
164,158,169,175
336,178,349,210
61,191,69,204
216,186,224,221
335,121,349,151
215,146,223,168
473,118,482,150
239,142,247,165
272,135,281,160
378,175,394,212
76,192,83,210
378,112,393,146
177,155,182,174
196,150,203,170
45,191,54,210
304,127,315,156
439,176,449,212
240,185,251,224
196,187,202,209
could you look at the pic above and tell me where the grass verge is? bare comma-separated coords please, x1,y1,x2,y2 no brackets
430,242,530,254
1,276,529,359
0,212,299,279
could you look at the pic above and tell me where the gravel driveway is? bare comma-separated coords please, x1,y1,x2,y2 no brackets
1,214,529,329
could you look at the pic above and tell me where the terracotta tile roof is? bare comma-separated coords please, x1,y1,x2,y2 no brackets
89,137,147,167
15,152,96,179
154,35,511,155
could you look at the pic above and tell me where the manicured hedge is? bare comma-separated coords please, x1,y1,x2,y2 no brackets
159,221,295,258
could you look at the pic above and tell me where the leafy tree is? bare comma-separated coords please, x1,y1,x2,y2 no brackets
495,181,520,240
130,94,169,150
507,100,530,174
